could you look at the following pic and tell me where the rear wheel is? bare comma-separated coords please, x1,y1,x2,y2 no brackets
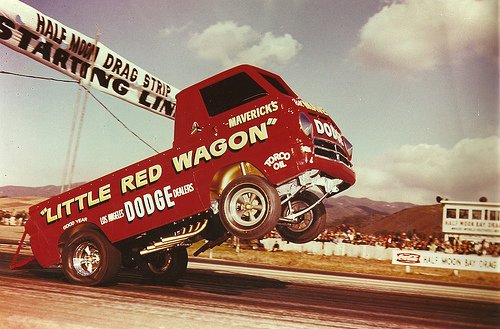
62,229,121,286
139,247,188,284
219,175,280,240
278,191,326,244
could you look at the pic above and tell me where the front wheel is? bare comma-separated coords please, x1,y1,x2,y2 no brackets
62,229,121,286
139,247,188,284
278,191,326,244
219,175,281,240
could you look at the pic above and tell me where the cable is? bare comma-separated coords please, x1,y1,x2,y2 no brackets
81,85,160,153
0,70,75,83
0,70,160,154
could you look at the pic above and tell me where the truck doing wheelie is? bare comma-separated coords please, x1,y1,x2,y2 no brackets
14,64,355,285
3,0,355,286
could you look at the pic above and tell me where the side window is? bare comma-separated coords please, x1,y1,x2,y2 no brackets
201,72,267,116
459,209,469,219
472,210,482,219
261,74,291,96
446,208,457,219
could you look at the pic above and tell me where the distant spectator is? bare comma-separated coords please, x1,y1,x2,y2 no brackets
262,224,500,257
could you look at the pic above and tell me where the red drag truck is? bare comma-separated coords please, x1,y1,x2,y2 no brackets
12,64,355,285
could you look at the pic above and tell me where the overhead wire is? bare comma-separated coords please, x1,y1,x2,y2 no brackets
0,70,160,154
0,70,75,83
81,84,160,153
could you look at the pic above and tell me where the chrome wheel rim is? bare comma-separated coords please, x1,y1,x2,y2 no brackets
147,252,173,274
73,242,100,277
284,200,313,232
228,187,267,228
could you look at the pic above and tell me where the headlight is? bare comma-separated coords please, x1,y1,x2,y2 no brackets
299,112,313,138
343,137,353,158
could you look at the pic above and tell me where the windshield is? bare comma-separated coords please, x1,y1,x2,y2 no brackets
201,72,268,116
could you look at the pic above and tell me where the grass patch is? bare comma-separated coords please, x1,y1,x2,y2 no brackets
189,241,500,288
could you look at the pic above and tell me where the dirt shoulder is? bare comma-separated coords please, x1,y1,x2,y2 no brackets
1,225,498,288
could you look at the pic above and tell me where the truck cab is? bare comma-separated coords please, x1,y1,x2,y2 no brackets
172,64,355,241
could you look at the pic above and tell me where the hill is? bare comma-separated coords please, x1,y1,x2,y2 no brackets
327,196,415,219
0,196,47,213
324,195,416,228
0,185,416,217
322,196,443,236
0,183,84,198
360,204,443,236
0,184,442,235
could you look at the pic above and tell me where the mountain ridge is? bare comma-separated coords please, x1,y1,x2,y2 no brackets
1,184,443,235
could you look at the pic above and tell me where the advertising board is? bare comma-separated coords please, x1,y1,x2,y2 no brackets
392,250,499,273
442,201,500,237
0,0,179,118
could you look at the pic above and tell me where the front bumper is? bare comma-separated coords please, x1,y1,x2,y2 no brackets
298,138,356,187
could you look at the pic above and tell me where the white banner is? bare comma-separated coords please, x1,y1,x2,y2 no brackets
443,219,500,236
0,0,179,118
392,250,500,273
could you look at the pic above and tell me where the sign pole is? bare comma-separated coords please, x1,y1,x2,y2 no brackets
60,81,83,193
63,30,101,191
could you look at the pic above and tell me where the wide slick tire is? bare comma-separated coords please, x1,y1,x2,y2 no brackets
139,247,188,284
219,175,280,240
62,229,121,286
278,191,326,244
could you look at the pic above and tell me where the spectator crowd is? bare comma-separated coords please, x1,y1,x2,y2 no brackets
265,224,500,257
0,209,28,226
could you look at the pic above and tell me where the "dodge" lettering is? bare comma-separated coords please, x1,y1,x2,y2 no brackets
314,119,343,144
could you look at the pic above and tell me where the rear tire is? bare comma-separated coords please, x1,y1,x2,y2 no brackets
62,229,121,286
139,247,188,284
219,175,280,240
278,191,326,244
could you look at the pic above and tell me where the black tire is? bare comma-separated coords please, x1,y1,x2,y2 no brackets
62,229,121,286
201,215,229,241
278,191,326,244
121,250,139,269
219,175,281,240
139,247,188,284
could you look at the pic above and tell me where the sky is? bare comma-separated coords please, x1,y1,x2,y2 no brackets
0,0,498,204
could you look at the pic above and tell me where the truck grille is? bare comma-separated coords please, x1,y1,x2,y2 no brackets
313,138,352,167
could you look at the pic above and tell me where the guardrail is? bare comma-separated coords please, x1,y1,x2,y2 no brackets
261,238,394,260
260,238,500,273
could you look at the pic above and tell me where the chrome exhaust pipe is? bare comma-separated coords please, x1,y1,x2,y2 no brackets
140,219,208,256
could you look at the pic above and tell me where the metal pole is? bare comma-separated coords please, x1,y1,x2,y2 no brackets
65,29,101,190
60,81,83,193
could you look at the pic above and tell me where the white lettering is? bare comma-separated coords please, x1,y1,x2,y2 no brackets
124,201,135,223
125,185,176,223
143,194,155,215
173,183,195,198
154,190,166,211
313,119,343,144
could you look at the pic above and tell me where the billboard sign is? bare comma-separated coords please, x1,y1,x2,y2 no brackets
442,201,500,237
392,250,499,273
0,0,179,118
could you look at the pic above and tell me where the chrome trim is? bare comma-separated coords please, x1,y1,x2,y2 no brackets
140,219,208,256
313,138,352,167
